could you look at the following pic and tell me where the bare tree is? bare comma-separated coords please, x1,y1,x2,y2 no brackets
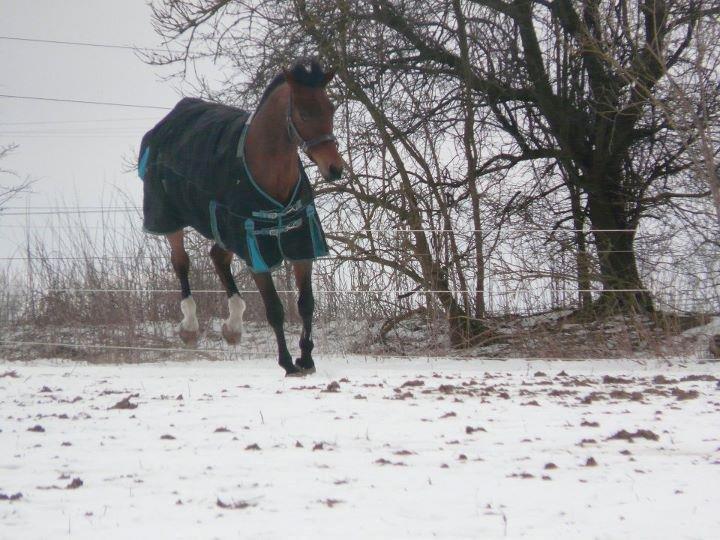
0,143,33,209
144,0,720,338
663,16,720,229
361,0,720,313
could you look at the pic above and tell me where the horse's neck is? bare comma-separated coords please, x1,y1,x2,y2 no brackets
244,84,299,203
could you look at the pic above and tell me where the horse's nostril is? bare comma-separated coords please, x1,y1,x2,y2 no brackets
329,165,343,180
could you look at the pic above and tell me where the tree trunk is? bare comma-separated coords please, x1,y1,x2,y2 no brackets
568,184,592,310
586,191,654,313
452,0,486,320
412,234,489,348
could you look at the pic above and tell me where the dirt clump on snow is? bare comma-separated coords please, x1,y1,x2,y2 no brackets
603,375,634,384
508,472,534,479
109,394,139,410
37,477,83,490
607,429,659,442
671,388,699,400
66,478,83,489
322,381,341,393
375,458,406,466
217,498,256,510
609,390,644,401
680,374,716,382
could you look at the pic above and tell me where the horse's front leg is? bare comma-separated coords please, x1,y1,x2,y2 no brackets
293,261,316,374
252,271,302,376
167,230,199,345
209,243,245,345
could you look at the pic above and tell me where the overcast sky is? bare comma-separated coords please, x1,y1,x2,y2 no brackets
0,1,192,258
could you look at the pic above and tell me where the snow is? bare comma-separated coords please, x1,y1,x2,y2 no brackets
683,316,720,338
1,355,719,539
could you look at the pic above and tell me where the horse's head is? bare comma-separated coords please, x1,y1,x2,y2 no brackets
284,61,344,181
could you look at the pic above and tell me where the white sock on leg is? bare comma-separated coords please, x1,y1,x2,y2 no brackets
179,296,199,332
225,294,246,335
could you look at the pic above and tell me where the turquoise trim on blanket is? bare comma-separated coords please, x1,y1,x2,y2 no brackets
209,200,226,249
138,147,150,180
244,219,269,273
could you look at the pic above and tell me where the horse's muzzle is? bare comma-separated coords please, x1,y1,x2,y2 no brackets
328,164,343,181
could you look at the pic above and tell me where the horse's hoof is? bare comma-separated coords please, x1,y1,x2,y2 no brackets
221,323,241,345
295,358,316,374
178,328,199,346
283,362,307,377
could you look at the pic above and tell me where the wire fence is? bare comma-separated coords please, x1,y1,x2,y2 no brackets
1,204,718,360
1,207,639,232
40,287,654,294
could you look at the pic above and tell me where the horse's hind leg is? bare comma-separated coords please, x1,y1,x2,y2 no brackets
167,230,199,345
293,261,316,373
252,271,302,376
209,243,245,345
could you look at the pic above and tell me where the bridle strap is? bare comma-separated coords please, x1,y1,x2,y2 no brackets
287,93,337,154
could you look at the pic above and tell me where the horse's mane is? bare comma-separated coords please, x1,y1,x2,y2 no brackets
257,59,329,106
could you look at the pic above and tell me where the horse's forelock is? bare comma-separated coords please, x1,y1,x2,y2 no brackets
287,59,328,88
257,59,329,107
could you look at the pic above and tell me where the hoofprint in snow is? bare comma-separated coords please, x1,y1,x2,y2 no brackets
0,356,718,539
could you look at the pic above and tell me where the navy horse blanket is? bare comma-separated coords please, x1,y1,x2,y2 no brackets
138,97,328,273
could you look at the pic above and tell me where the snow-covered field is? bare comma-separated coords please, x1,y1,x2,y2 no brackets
1,356,718,539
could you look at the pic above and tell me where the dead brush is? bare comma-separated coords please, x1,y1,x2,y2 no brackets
1,191,717,362
3,196,391,361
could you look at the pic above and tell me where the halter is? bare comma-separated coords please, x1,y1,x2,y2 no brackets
286,93,337,154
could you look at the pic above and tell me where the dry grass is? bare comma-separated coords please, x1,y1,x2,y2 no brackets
0,198,717,363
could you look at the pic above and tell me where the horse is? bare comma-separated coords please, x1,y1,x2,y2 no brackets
138,60,343,376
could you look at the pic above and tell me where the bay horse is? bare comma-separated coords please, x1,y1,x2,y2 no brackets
138,60,343,376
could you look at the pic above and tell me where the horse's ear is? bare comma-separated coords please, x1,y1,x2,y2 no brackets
321,68,336,86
